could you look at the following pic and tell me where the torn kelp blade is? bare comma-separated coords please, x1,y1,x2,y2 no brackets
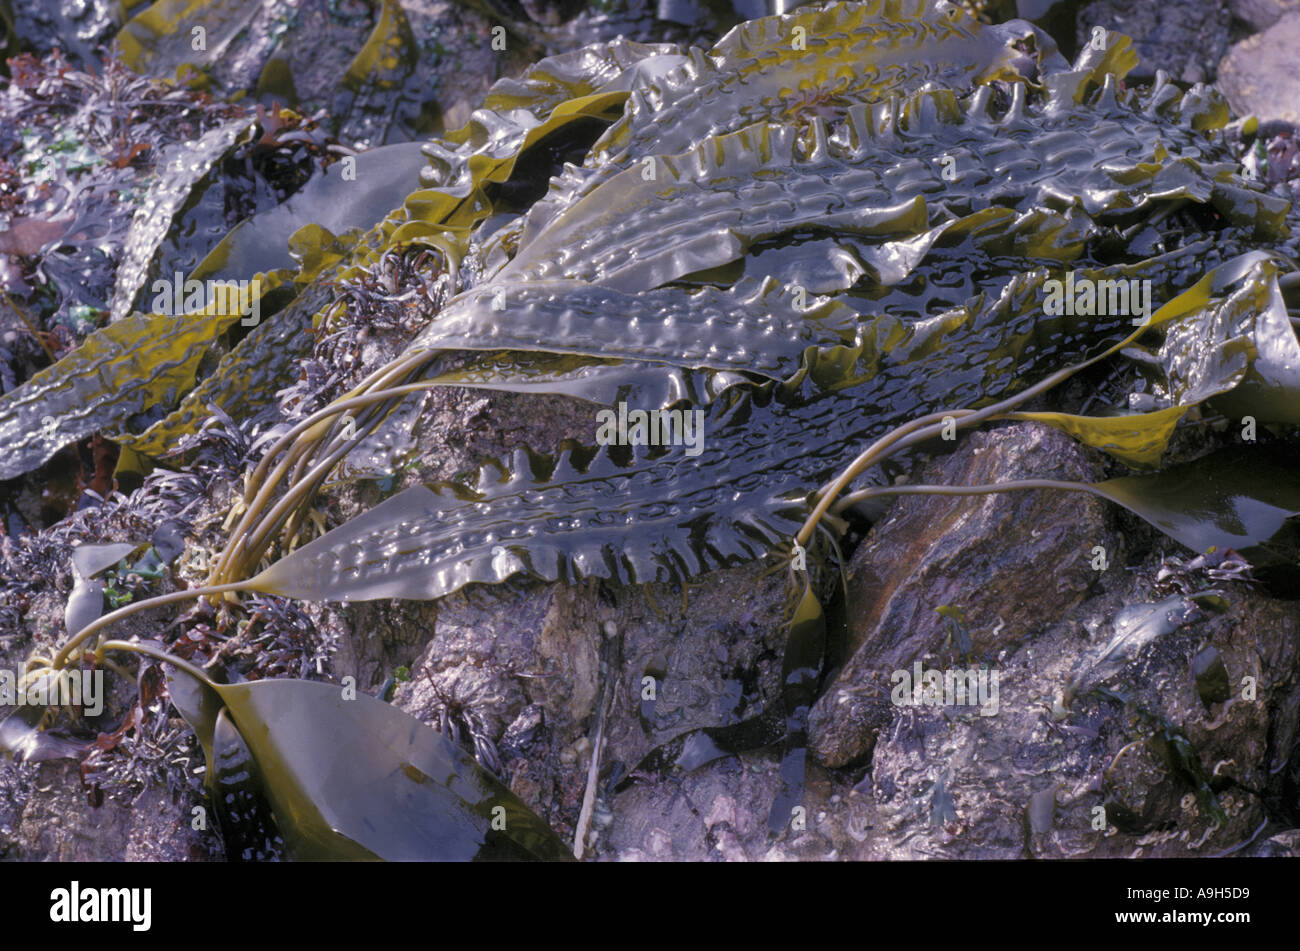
0,309,247,481
0,708,88,763
191,140,431,283
163,661,571,860
1090,445,1300,590
411,38,673,233
109,116,256,322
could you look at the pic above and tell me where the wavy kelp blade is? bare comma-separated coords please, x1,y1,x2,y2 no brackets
246,268,1132,602
110,116,256,322
511,119,928,290
163,661,570,860
245,253,1254,605
583,0,1048,174
410,351,731,408
408,39,676,239
1089,446,1300,577
0,310,246,480
191,141,431,282
507,80,1263,293
116,0,262,77
411,276,861,381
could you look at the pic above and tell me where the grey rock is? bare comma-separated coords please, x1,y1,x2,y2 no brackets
1076,0,1233,83
1218,12,1300,123
810,423,1115,769
1230,0,1300,30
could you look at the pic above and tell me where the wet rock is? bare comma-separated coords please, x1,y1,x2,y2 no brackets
1217,12,1300,123
810,422,1115,769
1230,0,1300,30
1075,0,1233,83
1251,828,1300,855
381,523,797,858
815,512,1300,860
0,759,218,861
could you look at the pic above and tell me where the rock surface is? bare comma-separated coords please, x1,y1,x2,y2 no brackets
1230,0,1300,30
1077,0,1233,83
1218,12,1300,123
810,423,1115,769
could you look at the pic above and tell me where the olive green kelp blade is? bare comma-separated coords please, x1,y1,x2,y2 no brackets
499,78,1275,293
165,662,571,861
1087,445,1300,582
245,10,1289,604
0,309,246,481
570,0,1057,194
250,240,1294,605
246,274,1137,602
0,142,432,479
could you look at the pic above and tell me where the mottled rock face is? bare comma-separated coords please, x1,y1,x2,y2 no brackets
1076,0,1233,83
1217,12,1300,124
1230,0,1300,30
810,423,1115,769
789,420,1300,859
0,759,218,862
854,578,1299,860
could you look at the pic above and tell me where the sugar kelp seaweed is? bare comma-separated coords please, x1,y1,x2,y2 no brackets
116,0,436,144
0,140,430,479
137,641,571,860
233,25,1293,597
